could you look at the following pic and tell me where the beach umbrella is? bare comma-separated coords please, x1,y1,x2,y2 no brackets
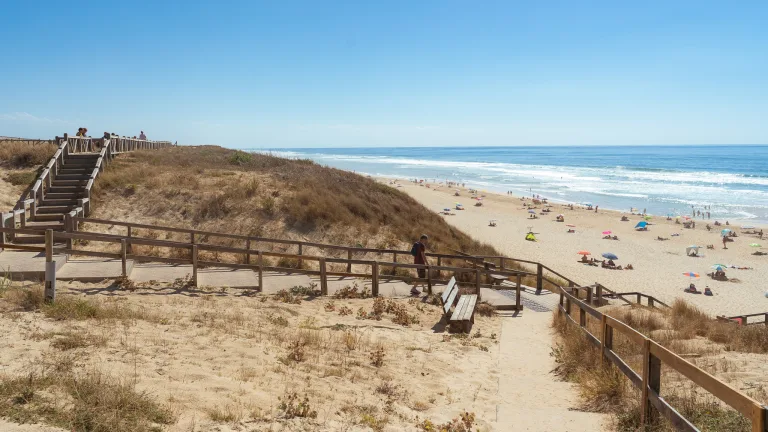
528,209,536,214
644,215,652,220
602,230,612,235
577,251,591,255
635,221,647,229
685,245,700,255
566,224,576,227
558,214,564,217
743,225,755,229
602,252,618,260
682,272,700,278
711,265,726,271
750,243,762,247
720,229,731,237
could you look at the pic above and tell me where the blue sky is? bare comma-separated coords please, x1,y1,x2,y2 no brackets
1,1,767,147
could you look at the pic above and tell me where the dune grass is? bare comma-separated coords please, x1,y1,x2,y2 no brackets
0,140,57,169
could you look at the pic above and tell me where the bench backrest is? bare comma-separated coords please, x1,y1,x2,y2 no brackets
441,277,459,315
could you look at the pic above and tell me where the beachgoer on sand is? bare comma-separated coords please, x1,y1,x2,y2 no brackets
410,235,429,296
139,131,147,140
722,236,728,249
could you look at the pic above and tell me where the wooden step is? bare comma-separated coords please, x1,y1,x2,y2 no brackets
52,180,89,186
12,234,46,244
23,221,65,230
36,205,74,214
32,213,65,222
55,174,92,181
45,192,86,200
66,153,100,160
40,199,79,206
57,168,93,175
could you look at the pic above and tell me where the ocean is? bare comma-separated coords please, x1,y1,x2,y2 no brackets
254,145,768,224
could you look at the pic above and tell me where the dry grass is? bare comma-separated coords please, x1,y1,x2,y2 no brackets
0,358,174,432
0,140,57,169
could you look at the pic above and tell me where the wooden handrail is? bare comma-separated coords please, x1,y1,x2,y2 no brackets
557,285,767,431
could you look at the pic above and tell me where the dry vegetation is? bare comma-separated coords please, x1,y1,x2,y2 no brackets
89,146,499,260
0,279,501,431
0,140,57,170
551,300,768,431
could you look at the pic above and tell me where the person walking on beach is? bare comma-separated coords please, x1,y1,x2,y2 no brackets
722,235,728,249
410,235,429,296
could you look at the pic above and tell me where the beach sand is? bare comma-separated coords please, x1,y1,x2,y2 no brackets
391,180,768,317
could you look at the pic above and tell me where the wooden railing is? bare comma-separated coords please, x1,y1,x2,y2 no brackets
718,312,768,326
558,286,767,431
8,134,173,228
0,225,527,311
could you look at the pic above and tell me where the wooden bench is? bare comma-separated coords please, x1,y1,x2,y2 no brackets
440,276,478,333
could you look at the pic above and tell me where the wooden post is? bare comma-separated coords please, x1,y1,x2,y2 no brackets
126,225,133,253
347,249,352,272
596,284,603,306
536,263,543,293
245,239,251,264
565,297,572,316
121,239,127,277
475,268,481,299
648,297,655,308
437,256,441,267
372,261,379,297
641,339,651,425
44,230,55,303
64,213,73,249
393,252,397,263
586,286,593,305
427,266,432,295
298,243,303,268
500,257,505,271
646,343,662,424
257,251,263,291
319,258,328,295
637,293,642,305
191,245,198,287
765,313,768,326
190,232,196,245
516,273,522,310
579,306,586,327
600,315,608,367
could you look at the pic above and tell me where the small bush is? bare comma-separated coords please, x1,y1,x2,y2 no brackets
5,170,37,186
369,346,385,367
278,392,317,419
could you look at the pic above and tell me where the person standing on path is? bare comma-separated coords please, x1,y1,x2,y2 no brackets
411,234,429,296
139,131,147,140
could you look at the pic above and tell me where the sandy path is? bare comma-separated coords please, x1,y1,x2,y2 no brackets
495,310,609,431
391,181,768,317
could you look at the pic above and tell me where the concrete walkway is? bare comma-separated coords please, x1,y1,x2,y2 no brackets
495,309,608,431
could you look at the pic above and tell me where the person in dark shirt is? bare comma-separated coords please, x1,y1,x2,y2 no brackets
411,235,428,296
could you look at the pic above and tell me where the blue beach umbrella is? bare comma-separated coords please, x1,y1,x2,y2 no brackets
635,221,647,229
712,265,726,271
602,252,618,260
528,209,536,214
721,229,731,237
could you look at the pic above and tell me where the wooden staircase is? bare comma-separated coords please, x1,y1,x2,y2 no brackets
13,153,100,245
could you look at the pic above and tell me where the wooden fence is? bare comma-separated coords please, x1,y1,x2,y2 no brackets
558,286,767,432
0,225,527,310
718,312,768,326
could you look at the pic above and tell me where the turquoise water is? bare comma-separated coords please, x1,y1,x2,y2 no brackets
256,145,768,223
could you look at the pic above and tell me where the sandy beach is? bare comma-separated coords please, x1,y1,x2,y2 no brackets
389,179,768,317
